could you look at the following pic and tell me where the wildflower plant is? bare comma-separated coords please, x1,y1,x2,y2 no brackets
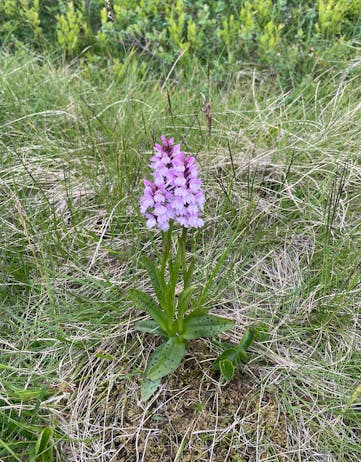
212,324,267,382
129,136,235,400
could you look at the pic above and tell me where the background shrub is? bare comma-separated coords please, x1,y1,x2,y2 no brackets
0,1,360,77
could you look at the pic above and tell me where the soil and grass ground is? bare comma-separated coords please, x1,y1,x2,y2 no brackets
1,50,360,461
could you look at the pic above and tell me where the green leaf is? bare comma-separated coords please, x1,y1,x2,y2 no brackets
141,343,165,401
252,323,269,342
182,314,234,340
177,285,197,316
169,251,181,291
220,359,234,381
183,256,195,287
140,256,166,308
239,327,255,350
128,289,168,332
212,347,239,370
34,427,53,462
141,376,162,402
135,319,167,337
237,347,249,364
188,306,208,318
147,337,186,381
239,323,268,349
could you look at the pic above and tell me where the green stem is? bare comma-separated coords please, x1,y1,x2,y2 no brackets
161,222,173,279
175,228,190,334
160,222,176,334
179,227,187,288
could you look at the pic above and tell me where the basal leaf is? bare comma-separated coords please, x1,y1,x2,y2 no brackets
141,343,165,401
135,319,167,337
182,314,234,340
187,306,208,318
141,375,162,402
147,337,186,381
220,359,234,381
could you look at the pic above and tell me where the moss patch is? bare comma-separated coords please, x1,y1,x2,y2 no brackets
91,340,289,461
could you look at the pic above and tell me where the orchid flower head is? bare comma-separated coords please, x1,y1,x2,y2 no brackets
140,136,205,231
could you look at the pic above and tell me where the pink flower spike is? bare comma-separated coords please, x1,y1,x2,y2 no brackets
140,136,205,231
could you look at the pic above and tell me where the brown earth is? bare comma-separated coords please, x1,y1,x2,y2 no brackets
97,340,289,462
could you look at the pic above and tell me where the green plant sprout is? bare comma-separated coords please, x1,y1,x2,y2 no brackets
212,324,267,381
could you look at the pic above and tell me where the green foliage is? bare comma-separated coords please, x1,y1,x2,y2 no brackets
135,319,166,337
168,0,187,51
177,286,197,316
213,324,268,381
219,359,234,381
0,0,42,43
132,226,235,400
128,288,168,332
56,1,87,55
146,337,186,381
258,21,283,62
0,382,56,461
140,256,167,309
1,0,360,75
182,314,234,340
141,343,165,401
316,0,361,36
21,0,42,37
32,428,53,462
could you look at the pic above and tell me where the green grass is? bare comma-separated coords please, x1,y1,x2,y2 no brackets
1,49,360,460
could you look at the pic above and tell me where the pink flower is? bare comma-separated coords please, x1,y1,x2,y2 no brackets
140,136,205,231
